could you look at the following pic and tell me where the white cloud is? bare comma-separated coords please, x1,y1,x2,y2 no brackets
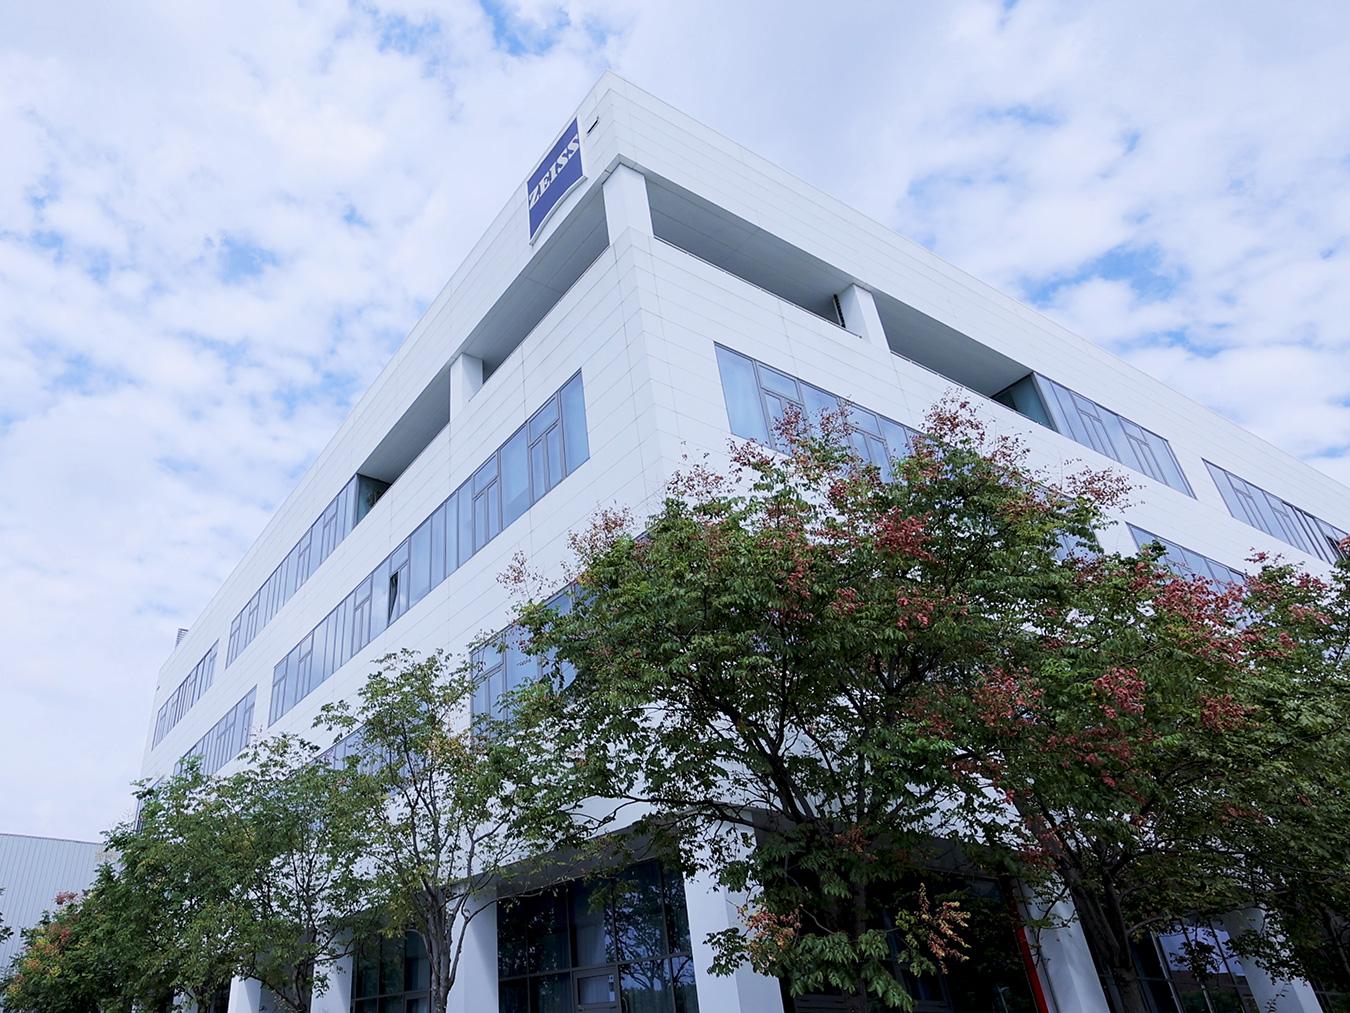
1,0,1348,839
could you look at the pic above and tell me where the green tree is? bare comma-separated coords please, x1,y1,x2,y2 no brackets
504,401,1122,1012
948,526,1350,1013
111,739,381,1013
215,733,381,1013
504,400,1350,1013
110,765,242,1008
1217,549,1350,1001
319,649,567,1013
0,870,162,1013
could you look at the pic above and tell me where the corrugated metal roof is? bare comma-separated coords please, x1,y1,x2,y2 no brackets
0,833,107,988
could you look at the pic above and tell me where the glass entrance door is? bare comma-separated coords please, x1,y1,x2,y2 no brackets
575,968,619,1012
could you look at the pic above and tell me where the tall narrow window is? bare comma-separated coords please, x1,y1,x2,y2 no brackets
528,397,563,499
472,457,501,551
560,372,589,475
386,541,410,624
500,427,530,527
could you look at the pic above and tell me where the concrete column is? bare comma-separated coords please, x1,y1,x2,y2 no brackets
836,283,889,351
449,899,498,1013
312,954,353,1013
448,353,483,419
682,869,784,1013
225,977,262,1013
1218,911,1324,1013
1019,889,1112,1013
603,163,653,244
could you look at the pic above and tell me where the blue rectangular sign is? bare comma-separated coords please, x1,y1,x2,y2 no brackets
527,118,584,241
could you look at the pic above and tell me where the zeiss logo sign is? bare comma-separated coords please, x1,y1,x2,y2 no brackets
527,118,584,242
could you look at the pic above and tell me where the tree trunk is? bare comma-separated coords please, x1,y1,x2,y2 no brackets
424,925,455,1013
1064,880,1148,1013
1107,965,1150,1013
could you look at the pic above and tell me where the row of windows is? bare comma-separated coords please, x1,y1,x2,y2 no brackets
227,474,389,667
1206,462,1348,566
176,687,256,777
719,347,1099,568
269,372,589,726
715,344,921,480
1127,525,1245,587
153,641,218,746
318,726,367,769
352,931,429,1013
498,860,699,1013
995,374,1193,496
471,585,578,720
717,347,1345,574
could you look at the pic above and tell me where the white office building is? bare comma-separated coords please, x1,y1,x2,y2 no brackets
139,74,1347,1013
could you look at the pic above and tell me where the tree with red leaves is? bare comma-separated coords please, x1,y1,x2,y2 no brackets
505,399,1124,1012
505,397,1350,1013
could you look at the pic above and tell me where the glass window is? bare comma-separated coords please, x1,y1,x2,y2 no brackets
572,880,616,967
999,375,1195,497
1205,462,1346,565
429,503,447,589
351,578,372,656
409,518,432,605
714,346,769,444
351,933,428,1013
992,375,1053,429
621,960,672,1013
529,397,564,501
714,345,922,479
560,372,589,476
153,642,221,746
615,862,667,960
498,862,696,1013
802,383,840,433
501,426,530,527
473,458,501,551
266,376,589,724
224,474,383,673
386,540,410,624
1129,526,1243,587
456,483,474,568
671,956,699,1013
179,689,255,776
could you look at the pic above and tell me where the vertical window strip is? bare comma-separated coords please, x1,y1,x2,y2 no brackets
268,372,589,726
1204,462,1348,565
152,642,220,746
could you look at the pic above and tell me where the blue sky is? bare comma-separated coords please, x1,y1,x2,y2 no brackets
2,0,1349,840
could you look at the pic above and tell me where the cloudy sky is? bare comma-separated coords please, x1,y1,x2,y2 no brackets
2,0,1348,842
